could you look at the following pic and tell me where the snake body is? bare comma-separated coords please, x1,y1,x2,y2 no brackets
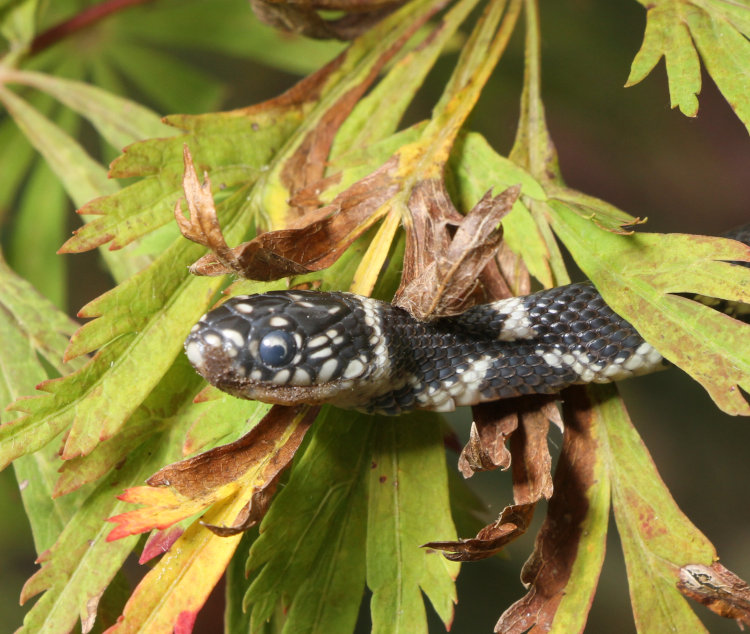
185,226,750,415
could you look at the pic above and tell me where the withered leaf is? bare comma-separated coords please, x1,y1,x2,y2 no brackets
147,405,315,498
458,401,516,477
508,397,556,505
180,157,399,280
440,397,555,562
678,562,750,627
423,503,534,562
394,182,520,320
108,406,316,541
495,387,603,633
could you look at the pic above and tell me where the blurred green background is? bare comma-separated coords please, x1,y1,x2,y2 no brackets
1,0,748,632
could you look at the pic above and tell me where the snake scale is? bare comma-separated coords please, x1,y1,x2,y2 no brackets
185,225,750,415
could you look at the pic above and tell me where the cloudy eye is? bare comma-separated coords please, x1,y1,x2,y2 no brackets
258,330,297,367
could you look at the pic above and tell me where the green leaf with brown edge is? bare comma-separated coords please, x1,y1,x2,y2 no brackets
17,417,193,634
2,68,177,150
600,384,714,633
549,201,750,415
244,408,370,633
248,0,449,229
627,0,750,132
367,414,459,634
63,0,435,258
495,386,610,633
5,183,258,463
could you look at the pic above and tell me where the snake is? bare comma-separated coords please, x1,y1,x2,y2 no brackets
184,225,750,416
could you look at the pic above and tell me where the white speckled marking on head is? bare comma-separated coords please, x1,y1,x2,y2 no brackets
203,333,222,347
292,367,312,385
269,316,291,328
222,329,244,348
185,341,204,367
307,335,329,348
343,359,365,379
271,369,291,385
233,303,253,314
310,347,333,360
317,358,339,383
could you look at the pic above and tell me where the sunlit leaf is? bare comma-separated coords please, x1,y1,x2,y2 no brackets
549,203,750,415
628,0,750,131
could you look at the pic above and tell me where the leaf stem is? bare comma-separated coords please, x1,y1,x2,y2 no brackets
29,0,154,57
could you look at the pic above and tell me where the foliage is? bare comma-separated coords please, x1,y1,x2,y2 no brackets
1,0,749,633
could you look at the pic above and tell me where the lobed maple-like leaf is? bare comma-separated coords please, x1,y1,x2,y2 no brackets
549,203,750,415
627,0,750,132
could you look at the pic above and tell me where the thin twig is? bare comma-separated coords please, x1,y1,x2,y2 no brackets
29,0,154,56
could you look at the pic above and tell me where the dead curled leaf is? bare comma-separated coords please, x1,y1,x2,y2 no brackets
678,562,750,627
495,387,604,633
178,154,400,280
424,503,534,562
394,181,521,320
429,397,556,562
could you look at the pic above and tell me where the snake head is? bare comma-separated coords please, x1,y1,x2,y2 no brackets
184,290,385,407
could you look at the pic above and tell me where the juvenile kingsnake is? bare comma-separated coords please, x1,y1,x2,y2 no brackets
185,226,750,415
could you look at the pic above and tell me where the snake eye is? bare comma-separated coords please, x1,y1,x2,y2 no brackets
258,330,297,367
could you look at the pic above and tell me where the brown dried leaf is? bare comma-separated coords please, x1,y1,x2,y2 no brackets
678,563,750,627
458,401,516,477
394,182,520,320
173,145,238,274
423,503,534,562
508,397,556,505
107,406,316,541
439,397,555,562
147,405,315,499
459,396,555,490
495,387,605,633
182,158,399,280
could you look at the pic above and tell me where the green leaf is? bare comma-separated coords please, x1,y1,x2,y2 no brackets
0,84,118,207
367,414,458,634
105,42,224,114
18,419,192,634
3,69,177,149
112,0,345,76
448,131,553,287
602,386,713,632
0,256,86,553
549,202,750,415
627,2,701,116
245,408,370,633
0,0,38,54
628,0,750,131
331,0,481,155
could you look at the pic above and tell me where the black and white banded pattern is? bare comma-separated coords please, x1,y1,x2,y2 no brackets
186,285,660,415
185,226,750,415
